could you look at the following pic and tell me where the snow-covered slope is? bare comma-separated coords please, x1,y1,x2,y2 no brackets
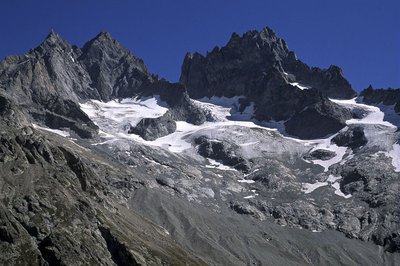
331,98,400,172
78,95,400,174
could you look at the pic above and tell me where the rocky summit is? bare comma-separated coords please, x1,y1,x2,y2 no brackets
0,27,399,265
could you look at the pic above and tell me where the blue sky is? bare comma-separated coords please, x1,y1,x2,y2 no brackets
1,0,398,91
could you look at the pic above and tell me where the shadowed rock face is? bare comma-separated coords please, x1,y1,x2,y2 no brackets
285,98,353,139
180,27,356,138
181,27,355,100
361,85,400,113
332,126,368,149
79,32,153,101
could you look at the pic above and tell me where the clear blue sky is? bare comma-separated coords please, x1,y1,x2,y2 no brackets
1,0,399,91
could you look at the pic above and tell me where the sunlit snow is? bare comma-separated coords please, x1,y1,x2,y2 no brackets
80,96,169,131
289,82,310,90
330,98,397,128
302,181,328,194
237,179,255,184
308,134,347,172
81,96,277,154
331,98,400,171
302,175,351,198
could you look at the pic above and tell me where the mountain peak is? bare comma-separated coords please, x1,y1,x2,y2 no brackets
81,31,124,54
87,31,119,48
94,31,114,42
43,29,65,45
34,30,70,54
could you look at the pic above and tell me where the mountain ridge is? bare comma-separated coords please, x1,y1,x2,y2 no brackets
0,27,400,265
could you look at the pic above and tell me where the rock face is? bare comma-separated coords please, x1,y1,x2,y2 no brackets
361,85,400,113
143,80,208,125
194,136,250,172
0,96,205,265
332,126,368,149
129,113,177,141
0,32,99,138
79,32,153,101
181,27,356,100
304,149,337,161
0,31,206,139
285,98,353,139
180,27,356,138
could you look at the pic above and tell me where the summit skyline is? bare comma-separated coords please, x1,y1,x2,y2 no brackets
0,0,399,91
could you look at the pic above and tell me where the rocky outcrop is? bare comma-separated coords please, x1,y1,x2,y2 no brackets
181,27,355,100
194,136,250,172
0,97,205,265
337,155,400,252
0,32,99,138
180,27,356,138
361,85,400,113
332,126,368,149
304,149,337,161
79,32,153,101
129,113,177,141
285,98,353,139
143,80,208,125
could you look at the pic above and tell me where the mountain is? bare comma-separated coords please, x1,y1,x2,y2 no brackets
181,27,357,138
361,85,400,112
0,28,400,265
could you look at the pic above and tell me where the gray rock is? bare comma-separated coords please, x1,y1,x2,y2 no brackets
361,85,400,113
129,113,177,141
304,149,337,161
180,27,356,138
285,98,353,139
332,126,368,149
0,100,205,265
79,32,153,101
194,136,250,172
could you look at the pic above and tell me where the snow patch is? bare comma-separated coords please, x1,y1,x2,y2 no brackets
302,175,351,199
80,96,169,133
376,104,400,128
237,179,255,184
330,98,397,128
290,82,310,90
331,182,352,199
302,181,328,194
205,158,237,171
193,96,255,121
81,96,280,154
327,175,341,183
244,169,260,177
307,133,347,172
32,124,70,137
388,144,400,172
244,195,257,199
